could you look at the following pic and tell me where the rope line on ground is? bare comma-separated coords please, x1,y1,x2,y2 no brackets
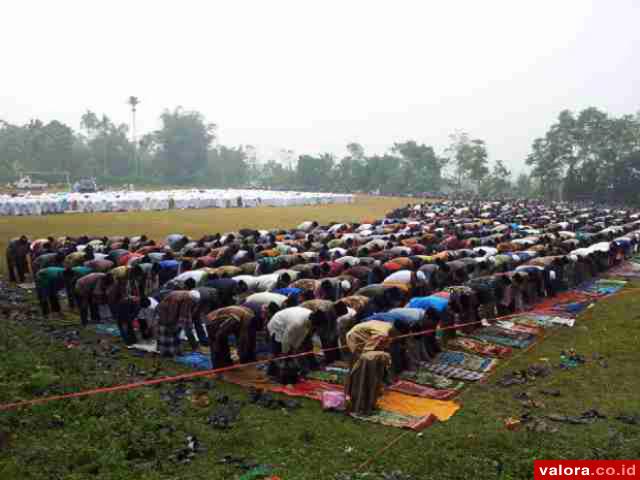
1,285,624,412
0,316,492,411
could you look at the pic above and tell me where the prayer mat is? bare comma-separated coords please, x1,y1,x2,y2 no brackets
468,326,537,349
447,337,513,358
550,301,591,315
434,350,498,373
269,380,344,401
399,369,461,389
495,320,542,336
377,391,461,421
175,352,212,370
93,323,120,336
221,366,277,390
577,279,626,296
421,362,485,381
389,380,461,400
531,291,594,312
350,410,436,431
326,366,350,374
305,369,348,385
512,314,559,328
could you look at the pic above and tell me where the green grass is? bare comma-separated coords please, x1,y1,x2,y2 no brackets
2,288,640,479
2,198,640,479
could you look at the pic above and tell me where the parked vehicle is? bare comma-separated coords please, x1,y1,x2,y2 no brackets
73,178,98,193
13,176,48,190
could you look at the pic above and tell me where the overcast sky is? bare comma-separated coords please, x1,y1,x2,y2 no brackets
2,0,639,174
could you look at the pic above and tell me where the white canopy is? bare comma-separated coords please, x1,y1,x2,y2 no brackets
0,189,354,216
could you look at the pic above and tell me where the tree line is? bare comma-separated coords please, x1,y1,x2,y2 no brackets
1,106,639,202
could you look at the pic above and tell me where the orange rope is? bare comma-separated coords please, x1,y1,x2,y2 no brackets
1,284,632,412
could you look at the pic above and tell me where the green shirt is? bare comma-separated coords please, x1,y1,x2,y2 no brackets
36,267,65,291
72,266,93,278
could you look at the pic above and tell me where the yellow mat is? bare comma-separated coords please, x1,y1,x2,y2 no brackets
377,391,460,421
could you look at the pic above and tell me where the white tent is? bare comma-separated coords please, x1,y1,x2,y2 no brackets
0,189,354,216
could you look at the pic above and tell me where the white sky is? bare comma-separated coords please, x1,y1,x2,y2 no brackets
2,0,639,174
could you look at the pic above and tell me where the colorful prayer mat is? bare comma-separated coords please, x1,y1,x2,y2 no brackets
350,410,436,431
93,323,120,336
175,352,212,370
446,337,513,358
434,350,498,373
399,369,460,389
389,380,461,400
577,279,627,296
305,369,348,385
495,320,542,336
468,324,538,347
421,362,485,381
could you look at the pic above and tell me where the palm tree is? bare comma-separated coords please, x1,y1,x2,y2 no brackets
127,96,140,176
98,115,111,176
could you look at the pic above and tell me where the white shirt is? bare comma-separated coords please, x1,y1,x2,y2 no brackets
383,270,425,285
267,307,313,353
297,221,315,231
337,307,357,338
274,269,300,282
570,248,591,258
246,292,288,307
173,270,208,285
232,250,249,263
256,273,280,292
589,242,611,253
233,275,260,291
334,256,360,266
474,247,498,257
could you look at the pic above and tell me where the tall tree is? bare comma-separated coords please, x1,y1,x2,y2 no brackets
41,120,74,173
526,108,640,201
154,108,216,181
296,154,334,190
446,132,489,191
127,96,141,176
514,172,532,198
480,160,512,197
208,146,249,187
392,140,447,193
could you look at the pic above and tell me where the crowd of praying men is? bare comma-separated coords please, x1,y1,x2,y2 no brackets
6,200,639,405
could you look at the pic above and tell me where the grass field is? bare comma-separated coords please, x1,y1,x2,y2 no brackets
0,195,412,274
1,197,640,479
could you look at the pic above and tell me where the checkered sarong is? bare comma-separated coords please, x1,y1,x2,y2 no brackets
157,325,181,357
